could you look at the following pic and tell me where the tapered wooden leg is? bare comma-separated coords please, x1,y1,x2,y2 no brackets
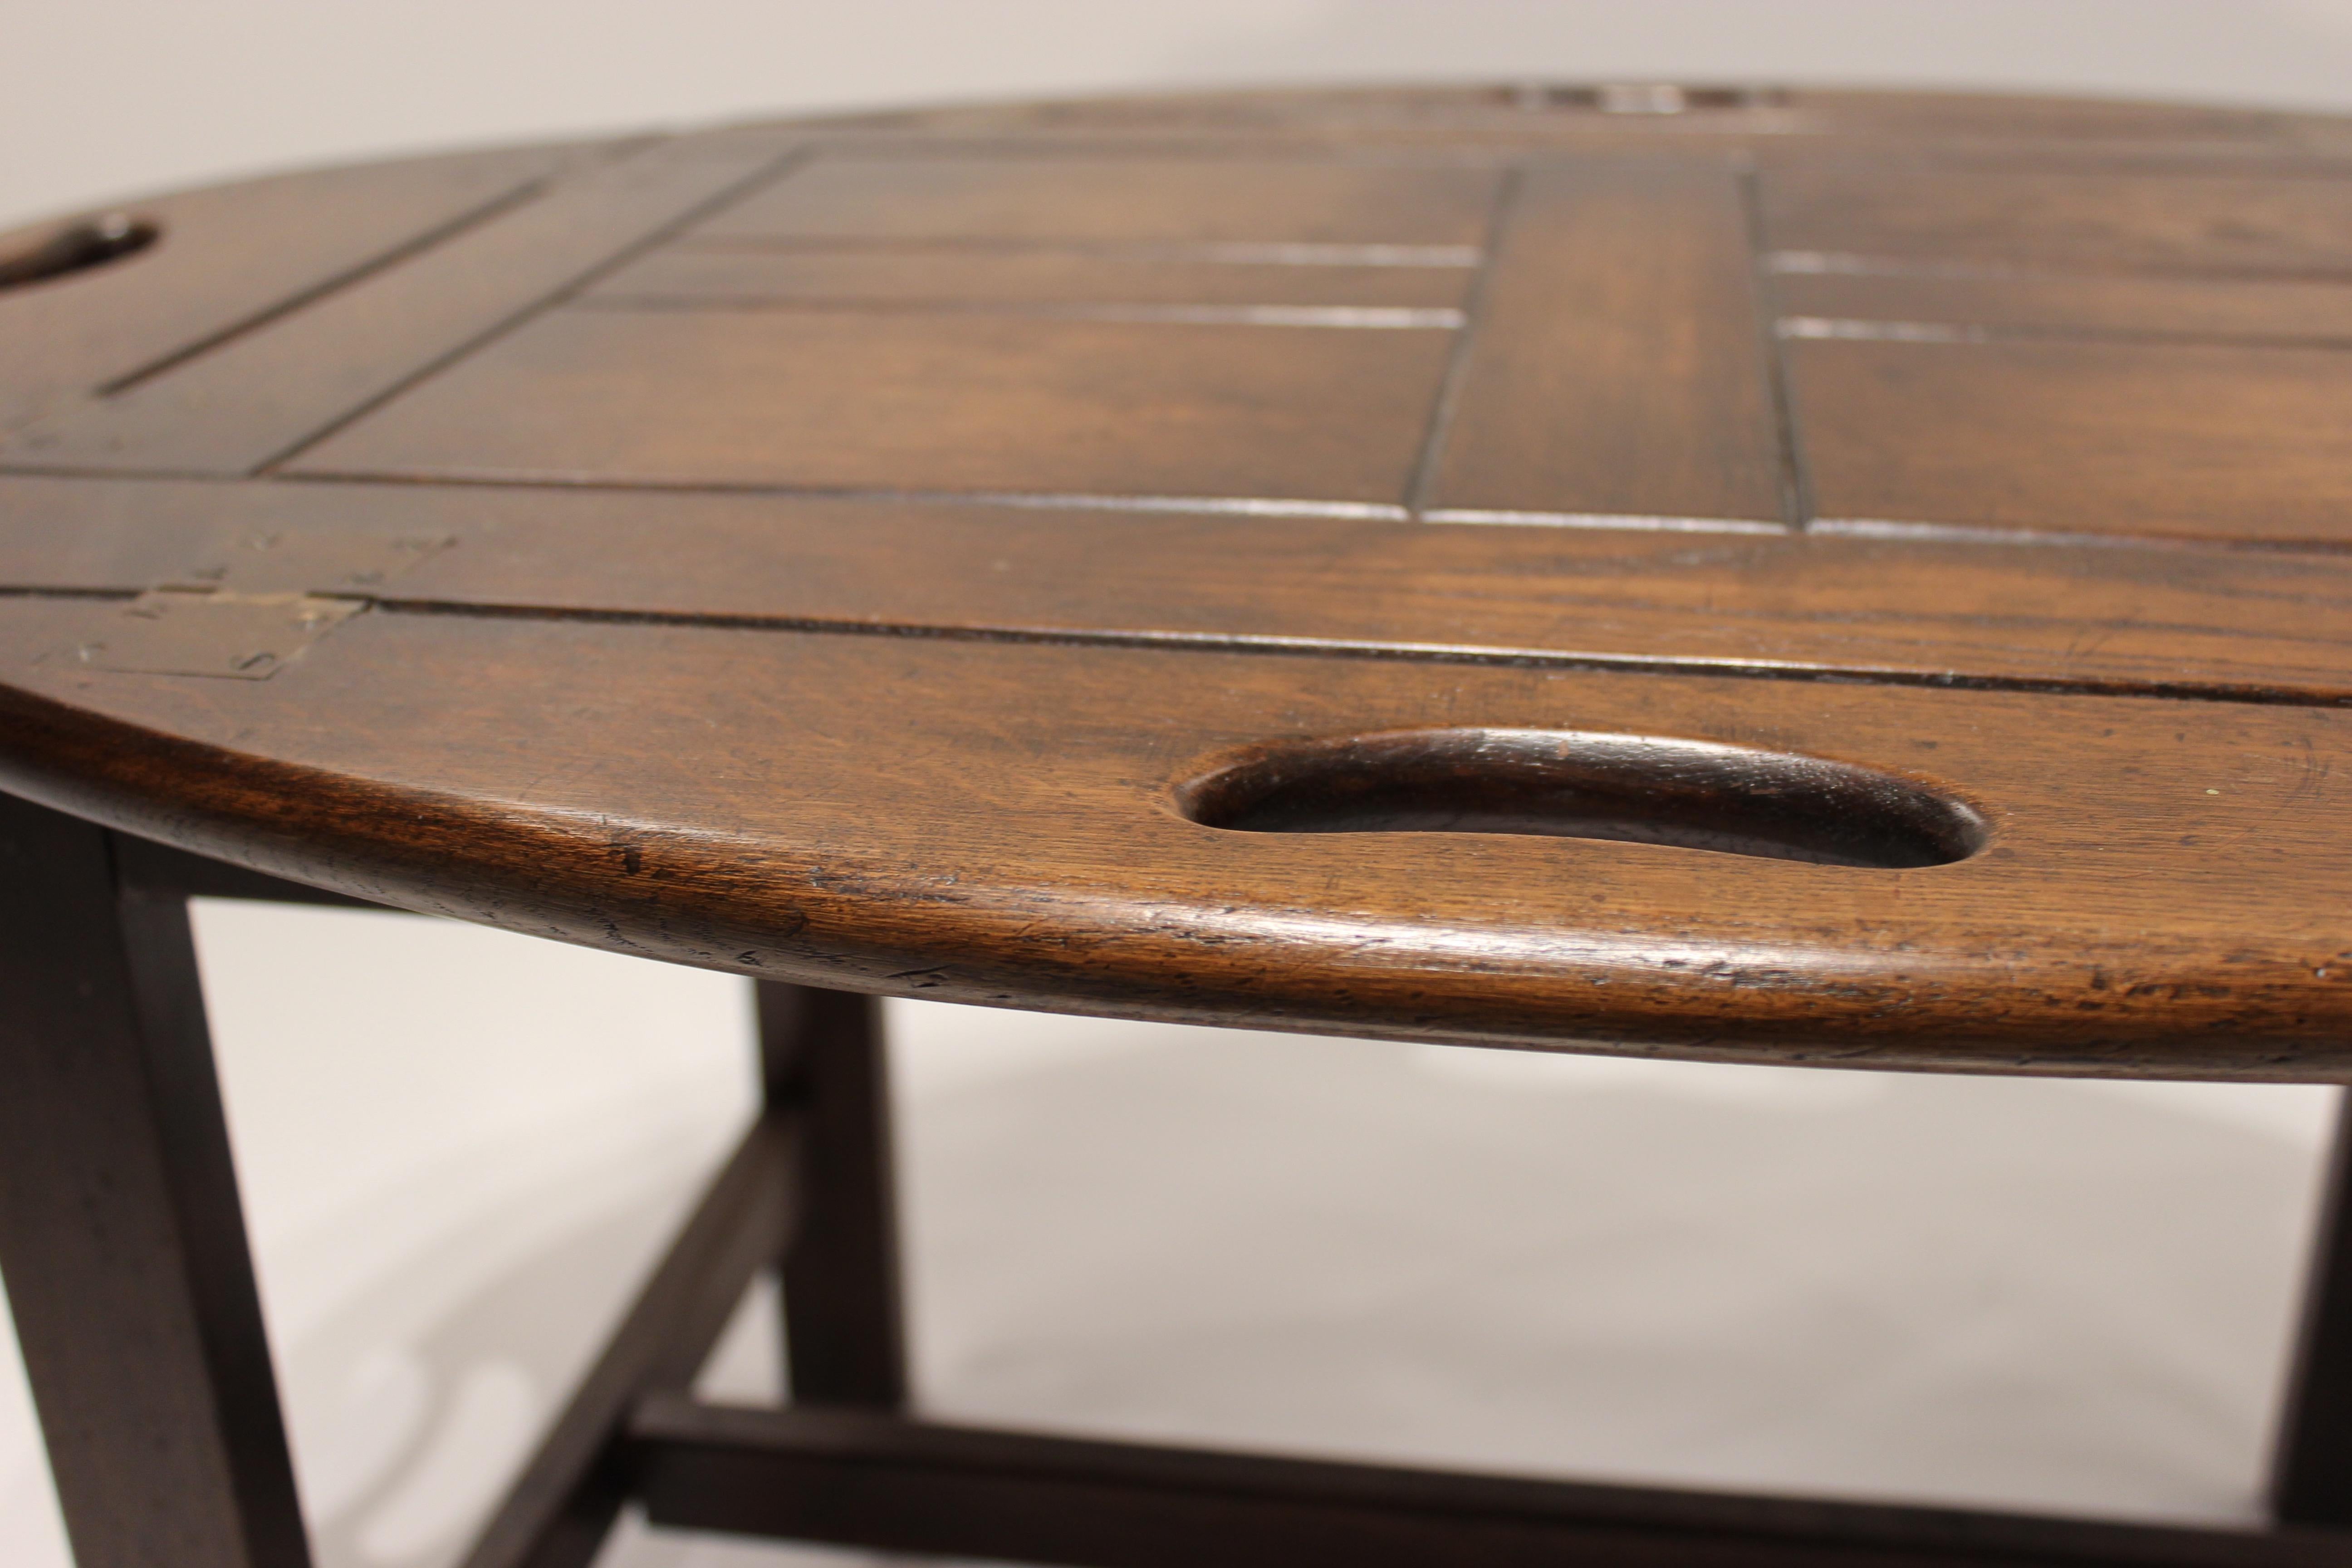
2273,1093,2352,1524
755,982,907,1408
0,796,310,1568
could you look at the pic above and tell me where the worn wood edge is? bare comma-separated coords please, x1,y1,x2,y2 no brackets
627,1395,2351,1568
110,832,390,910
2,672,2350,1080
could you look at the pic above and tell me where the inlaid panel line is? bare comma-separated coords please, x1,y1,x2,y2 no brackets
280,309,1455,503
692,154,1501,250
572,297,1466,328
269,473,1415,520
0,137,817,478
253,147,818,475
1424,156,1788,524
0,139,633,438
667,236,1486,266
1793,333,2352,545
1758,161,2352,279
1406,167,1524,519
266,465,2352,557
1422,509,1785,534
1738,165,1816,529
9,576,2347,708
1812,517,2352,554
1772,248,2352,289
96,175,569,398
1784,314,2352,352
335,598,2352,709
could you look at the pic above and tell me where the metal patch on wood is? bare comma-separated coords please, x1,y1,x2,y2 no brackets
45,530,450,677
163,531,453,595
58,590,363,679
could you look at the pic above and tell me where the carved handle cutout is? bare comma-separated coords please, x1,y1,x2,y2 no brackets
1509,84,1785,114
1171,729,1985,869
0,214,157,293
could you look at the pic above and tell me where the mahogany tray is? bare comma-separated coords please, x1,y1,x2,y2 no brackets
8,81,2352,1568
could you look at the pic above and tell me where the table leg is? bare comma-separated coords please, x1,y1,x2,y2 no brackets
0,796,310,1568
755,982,907,1408
2273,1092,2352,1524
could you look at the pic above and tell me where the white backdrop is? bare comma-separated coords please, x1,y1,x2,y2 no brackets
5,5,2352,1567
16,0,2352,228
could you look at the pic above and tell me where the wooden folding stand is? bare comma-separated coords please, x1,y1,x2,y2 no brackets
15,79,2352,1568
4,800,2352,1568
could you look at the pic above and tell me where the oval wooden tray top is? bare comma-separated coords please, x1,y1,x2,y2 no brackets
7,85,2352,1078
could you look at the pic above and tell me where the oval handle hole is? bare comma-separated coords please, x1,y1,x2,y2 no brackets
1509,83,1786,114
1171,728,1986,869
0,214,159,293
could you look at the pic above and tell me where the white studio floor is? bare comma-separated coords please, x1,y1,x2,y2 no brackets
1,899,2342,1568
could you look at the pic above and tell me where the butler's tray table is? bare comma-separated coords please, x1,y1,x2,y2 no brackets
9,81,2352,1568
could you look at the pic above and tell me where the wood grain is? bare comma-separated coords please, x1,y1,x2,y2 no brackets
3,595,2351,1078
691,155,1500,246
8,87,2352,1084
0,133,804,476
583,246,1473,310
1794,336,2352,543
1762,163,2352,274
19,82,2352,1568
1427,157,1788,523
281,305,1458,503
0,141,610,434
1774,265,2352,344
13,476,2352,703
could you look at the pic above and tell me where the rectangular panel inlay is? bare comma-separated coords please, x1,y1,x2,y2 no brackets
695,157,1501,247
586,248,1474,310
1796,336,2352,542
1427,157,1788,524
1764,165,2352,273
284,306,1458,505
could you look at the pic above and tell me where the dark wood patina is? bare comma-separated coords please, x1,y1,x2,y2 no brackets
8,81,2352,1567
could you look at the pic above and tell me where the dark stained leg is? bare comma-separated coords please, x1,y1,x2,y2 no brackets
2272,1092,2352,1524
0,796,311,1568
755,982,908,1409
457,1116,800,1568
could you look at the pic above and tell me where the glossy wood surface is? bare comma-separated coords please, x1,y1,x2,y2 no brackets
1427,158,1788,523
692,155,1500,245
285,305,1460,500
9,86,2352,1078
1794,337,2352,544
2,135,804,474
1759,163,2352,273
584,246,1475,309
1773,267,2352,346
0,139,614,432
